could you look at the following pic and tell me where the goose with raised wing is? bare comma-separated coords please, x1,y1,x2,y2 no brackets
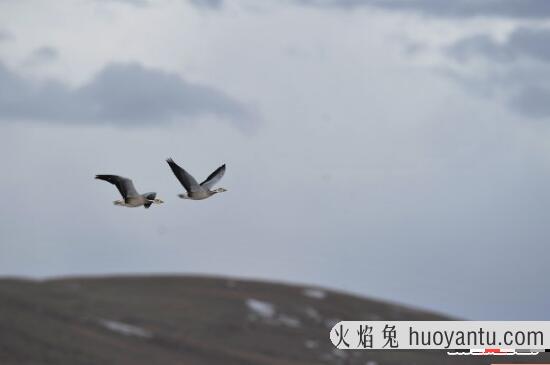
166,158,227,200
95,175,164,208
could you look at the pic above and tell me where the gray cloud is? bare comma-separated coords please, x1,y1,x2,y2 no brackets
449,27,550,63
445,27,550,118
299,0,550,119
189,0,223,9
26,46,59,65
510,85,550,119
447,35,511,63
296,0,550,19
95,0,149,6
296,1,550,118
0,62,254,129
94,0,223,8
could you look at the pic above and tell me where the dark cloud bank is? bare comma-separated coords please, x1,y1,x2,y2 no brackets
189,0,223,9
300,0,550,120
449,27,550,63
100,0,550,19
303,0,550,120
448,27,550,119
0,62,253,128
297,0,550,19
95,0,222,9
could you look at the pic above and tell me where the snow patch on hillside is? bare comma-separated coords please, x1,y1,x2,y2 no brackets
246,299,275,318
99,319,151,338
303,288,327,299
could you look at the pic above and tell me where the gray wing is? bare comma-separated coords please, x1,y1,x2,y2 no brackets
166,158,201,193
95,175,140,199
200,164,226,190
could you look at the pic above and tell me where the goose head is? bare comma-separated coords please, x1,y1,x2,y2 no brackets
212,187,227,194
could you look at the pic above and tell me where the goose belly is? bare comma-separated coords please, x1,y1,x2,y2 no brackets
188,191,212,200
125,197,145,207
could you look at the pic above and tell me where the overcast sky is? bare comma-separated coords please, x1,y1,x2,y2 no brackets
1,0,550,320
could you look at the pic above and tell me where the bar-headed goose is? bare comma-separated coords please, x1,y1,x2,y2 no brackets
166,158,227,200
95,175,164,208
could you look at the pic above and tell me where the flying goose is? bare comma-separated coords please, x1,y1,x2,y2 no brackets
166,158,227,200
95,175,164,208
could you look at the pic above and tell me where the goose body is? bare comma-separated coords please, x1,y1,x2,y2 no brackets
95,175,164,208
166,158,227,200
